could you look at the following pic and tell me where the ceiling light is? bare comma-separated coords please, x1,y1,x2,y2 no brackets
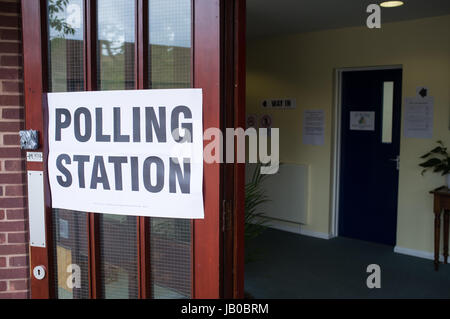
380,1,404,7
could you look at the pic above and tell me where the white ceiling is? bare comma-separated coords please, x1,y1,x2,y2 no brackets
247,0,450,39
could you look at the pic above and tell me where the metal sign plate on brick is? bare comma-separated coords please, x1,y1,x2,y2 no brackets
26,152,43,162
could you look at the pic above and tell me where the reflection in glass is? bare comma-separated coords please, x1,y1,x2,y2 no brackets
48,0,84,92
96,0,138,299
97,0,135,90
150,218,191,299
99,214,138,299
149,0,191,89
149,0,192,299
52,210,89,299
47,0,89,299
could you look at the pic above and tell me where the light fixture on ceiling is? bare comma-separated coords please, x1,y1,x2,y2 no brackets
380,1,404,7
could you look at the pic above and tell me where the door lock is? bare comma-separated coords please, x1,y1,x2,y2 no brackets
33,265,46,280
389,156,400,170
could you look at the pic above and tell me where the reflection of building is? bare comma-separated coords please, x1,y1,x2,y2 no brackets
49,38,191,91
49,38,84,92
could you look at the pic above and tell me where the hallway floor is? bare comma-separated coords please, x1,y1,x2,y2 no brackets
245,229,450,299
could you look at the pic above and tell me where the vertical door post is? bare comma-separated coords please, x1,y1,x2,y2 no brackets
21,0,54,299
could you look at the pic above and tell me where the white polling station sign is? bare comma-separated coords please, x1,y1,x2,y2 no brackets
47,89,204,219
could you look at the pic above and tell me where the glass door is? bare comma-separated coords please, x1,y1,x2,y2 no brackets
22,0,229,299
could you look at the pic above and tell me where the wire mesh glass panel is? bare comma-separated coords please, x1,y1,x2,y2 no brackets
47,0,88,299
97,0,135,90
97,0,138,299
149,0,191,89
98,215,138,299
52,210,89,299
149,0,192,299
150,218,191,298
48,0,84,92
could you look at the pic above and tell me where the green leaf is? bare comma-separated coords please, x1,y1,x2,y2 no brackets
433,164,446,173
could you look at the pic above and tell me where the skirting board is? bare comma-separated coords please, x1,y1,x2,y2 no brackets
265,220,331,240
394,246,448,262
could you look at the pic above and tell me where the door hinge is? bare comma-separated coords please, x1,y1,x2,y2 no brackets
222,200,233,233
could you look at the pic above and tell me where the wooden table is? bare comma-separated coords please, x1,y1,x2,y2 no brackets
430,186,450,271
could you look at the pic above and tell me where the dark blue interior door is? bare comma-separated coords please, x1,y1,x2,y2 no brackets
339,69,402,246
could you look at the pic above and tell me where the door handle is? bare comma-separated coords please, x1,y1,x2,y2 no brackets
389,156,400,170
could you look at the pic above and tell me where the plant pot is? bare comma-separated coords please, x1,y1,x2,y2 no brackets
447,174,450,189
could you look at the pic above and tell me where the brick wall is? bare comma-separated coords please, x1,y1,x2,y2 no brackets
0,0,29,299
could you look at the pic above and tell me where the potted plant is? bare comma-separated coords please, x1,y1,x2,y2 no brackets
244,163,271,299
245,163,270,243
419,140,450,188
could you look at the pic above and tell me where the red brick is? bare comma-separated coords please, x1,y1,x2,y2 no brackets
0,281,6,292
0,2,20,14
9,256,28,267
3,134,19,145
2,81,23,93
0,210,4,220
0,121,23,132
4,160,24,171
6,209,27,220
0,55,22,66
0,42,21,54
0,220,28,232
8,232,27,244
0,29,21,41
0,221,27,233
0,257,6,267
0,15,20,28
0,173,25,183
2,108,23,119
0,197,26,209
0,292,29,299
0,268,27,280
5,185,26,197
0,233,5,244
0,95,22,106
0,67,22,80
0,244,27,255
9,280,28,291
0,185,2,196
0,148,23,159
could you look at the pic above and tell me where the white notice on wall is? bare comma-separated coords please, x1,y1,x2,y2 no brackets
47,89,204,219
403,96,434,139
303,109,325,145
350,111,375,131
